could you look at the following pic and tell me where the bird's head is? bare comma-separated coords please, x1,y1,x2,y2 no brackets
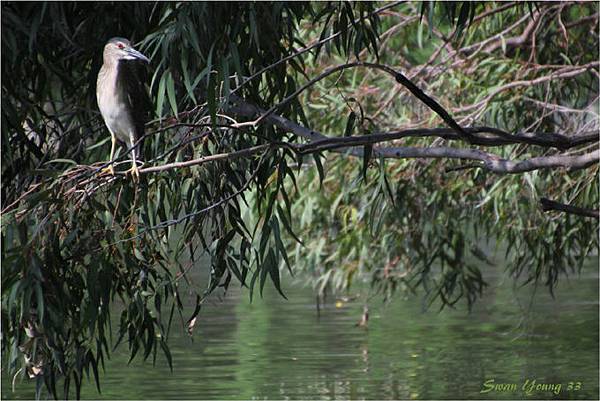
103,37,150,64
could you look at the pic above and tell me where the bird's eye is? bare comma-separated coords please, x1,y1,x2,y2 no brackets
117,43,125,49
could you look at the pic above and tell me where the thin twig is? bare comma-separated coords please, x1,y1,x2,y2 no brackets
454,62,599,113
138,144,270,174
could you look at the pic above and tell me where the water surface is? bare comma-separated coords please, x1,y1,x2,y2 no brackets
3,258,598,400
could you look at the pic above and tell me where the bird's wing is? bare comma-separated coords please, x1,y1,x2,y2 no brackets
120,61,153,140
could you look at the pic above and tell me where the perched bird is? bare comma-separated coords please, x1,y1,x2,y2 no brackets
96,37,151,182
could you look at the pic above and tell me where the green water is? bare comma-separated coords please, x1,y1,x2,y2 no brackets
3,258,598,400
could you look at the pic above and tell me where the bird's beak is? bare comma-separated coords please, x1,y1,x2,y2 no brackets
124,47,150,63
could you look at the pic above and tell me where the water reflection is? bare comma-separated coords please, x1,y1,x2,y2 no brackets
3,258,598,400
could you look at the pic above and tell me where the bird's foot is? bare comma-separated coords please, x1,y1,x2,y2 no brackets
126,163,140,183
101,164,115,176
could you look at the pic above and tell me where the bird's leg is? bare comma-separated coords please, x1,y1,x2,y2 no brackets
126,133,140,183
128,149,140,183
101,132,117,176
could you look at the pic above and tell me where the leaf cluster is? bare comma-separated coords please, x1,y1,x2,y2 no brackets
1,2,383,398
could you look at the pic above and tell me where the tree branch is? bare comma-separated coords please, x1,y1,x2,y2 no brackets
230,94,598,149
236,61,477,142
454,62,599,113
297,126,598,151
374,147,599,174
133,99,600,176
540,197,600,218
138,144,269,174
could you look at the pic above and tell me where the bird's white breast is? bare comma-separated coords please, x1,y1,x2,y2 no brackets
97,68,134,144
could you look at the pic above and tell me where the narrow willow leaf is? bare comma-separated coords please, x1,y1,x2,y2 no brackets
160,339,172,372
267,248,287,299
166,70,177,117
277,205,303,245
180,52,197,105
186,295,201,327
229,42,243,85
227,256,246,287
156,70,166,118
362,144,372,181
249,264,260,302
271,217,291,274
89,351,101,394
221,57,230,107
313,153,325,187
207,72,217,129
427,1,434,37
264,190,277,227
259,254,269,297
455,2,472,37
259,222,272,260
85,137,111,151
186,21,202,57
344,111,356,137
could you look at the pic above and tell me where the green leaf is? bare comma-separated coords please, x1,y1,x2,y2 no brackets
160,339,172,372
186,20,202,57
156,70,167,118
207,71,217,130
86,137,111,151
456,2,471,36
166,70,178,117
89,351,101,394
362,144,372,181
249,5,260,49
259,254,269,297
277,205,303,245
271,218,291,274
34,282,44,322
264,190,277,226
267,248,287,299
249,264,260,302
180,52,197,105
427,1,435,36
344,111,356,137
186,294,201,331
259,221,272,260
313,153,325,187
221,57,230,107
8,280,22,317
229,42,244,84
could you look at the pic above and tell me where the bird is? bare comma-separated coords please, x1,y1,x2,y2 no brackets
96,37,151,182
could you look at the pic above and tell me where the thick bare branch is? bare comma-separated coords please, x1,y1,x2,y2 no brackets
298,127,598,151
540,197,600,218
129,98,600,177
237,62,477,142
375,146,599,174
230,96,598,150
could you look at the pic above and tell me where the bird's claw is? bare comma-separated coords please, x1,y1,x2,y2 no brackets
101,165,115,176
126,163,140,183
